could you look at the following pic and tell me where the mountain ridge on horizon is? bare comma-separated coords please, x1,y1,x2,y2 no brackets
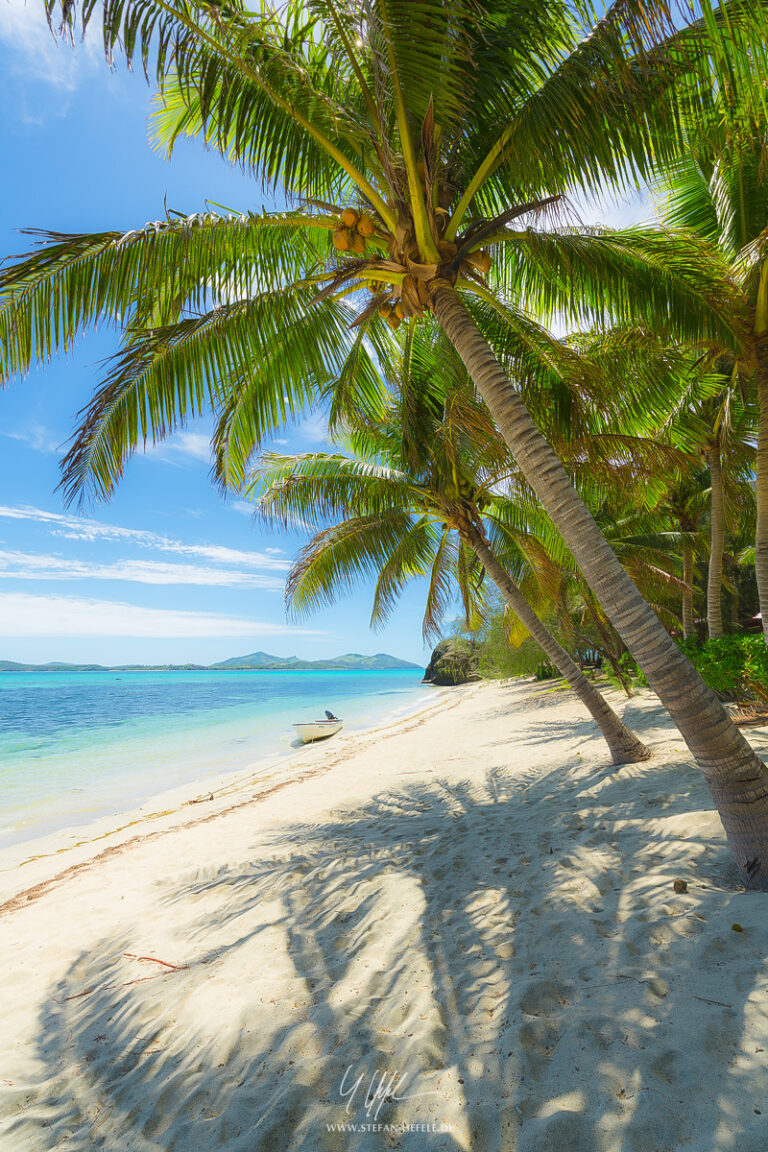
0,650,422,673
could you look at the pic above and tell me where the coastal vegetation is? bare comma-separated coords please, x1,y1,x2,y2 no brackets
5,1,768,880
246,328,651,763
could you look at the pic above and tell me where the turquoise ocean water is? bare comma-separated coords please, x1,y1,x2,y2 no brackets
0,669,432,849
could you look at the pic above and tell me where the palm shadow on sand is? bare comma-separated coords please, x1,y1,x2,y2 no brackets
8,712,768,1151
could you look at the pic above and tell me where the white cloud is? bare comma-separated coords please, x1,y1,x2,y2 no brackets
171,431,212,461
0,592,321,638
0,0,101,92
0,550,285,589
575,188,655,230
147,430,212,465
296,412,331,445
3,422,60,453
228,500,256,518
0,505,289,570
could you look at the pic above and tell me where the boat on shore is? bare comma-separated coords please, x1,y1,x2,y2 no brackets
293,712,343,743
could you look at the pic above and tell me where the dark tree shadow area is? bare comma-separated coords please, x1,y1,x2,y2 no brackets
5,718,768,1151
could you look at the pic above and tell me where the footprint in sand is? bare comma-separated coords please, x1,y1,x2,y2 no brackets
519,980,572,1017
518,980,572,1079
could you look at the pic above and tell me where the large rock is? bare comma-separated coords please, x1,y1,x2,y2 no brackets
423,638,481,686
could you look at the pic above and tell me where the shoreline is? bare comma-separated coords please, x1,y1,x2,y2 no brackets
0,664,426,674
0,671,438,868
0,680,455,908
4,678,768,1151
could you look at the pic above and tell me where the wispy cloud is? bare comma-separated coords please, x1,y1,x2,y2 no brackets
170,431,212,461
147,430,213,465
0,0,101,93
0,550,285,589
222,506,288,545
295,411,332,445
0,592,321,638
2,422,61,454
228,500,256,518
0,505,289,570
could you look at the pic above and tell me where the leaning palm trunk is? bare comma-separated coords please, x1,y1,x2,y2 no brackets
755,338,768,644
729,555,740,630
462,520,650,765
682,539,695,641
706,439,725,639
431,280,768,889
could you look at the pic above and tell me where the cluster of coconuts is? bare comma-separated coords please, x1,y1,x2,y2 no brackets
332,207,375,254
331,175,493,332
377,297,407,330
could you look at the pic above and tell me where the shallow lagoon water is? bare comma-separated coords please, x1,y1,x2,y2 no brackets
0,669,430,848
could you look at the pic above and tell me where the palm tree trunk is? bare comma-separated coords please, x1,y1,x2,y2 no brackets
682,538,694,641
730,555,740,631
462,520,650,764
755,336,768,643
431,280,768,888
706,439,725,640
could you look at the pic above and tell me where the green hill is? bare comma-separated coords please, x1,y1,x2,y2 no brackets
0,652,421,672
209,651,420,670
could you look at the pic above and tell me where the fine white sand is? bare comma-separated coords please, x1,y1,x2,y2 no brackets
1,678,768,1151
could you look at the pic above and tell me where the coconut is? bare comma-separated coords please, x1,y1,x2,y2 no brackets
332,228,351,252
340,207,359,228
380,302,393,319
478,249,492,274
357,214,375,237
350,232,366,254
394,301,406,320
386,313,402,330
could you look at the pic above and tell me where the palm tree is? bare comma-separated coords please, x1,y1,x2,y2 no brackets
652,473,710,640
4,0,768,882
701,381,756,639
653,352,758,638
248,347,651,765
658,97,768,640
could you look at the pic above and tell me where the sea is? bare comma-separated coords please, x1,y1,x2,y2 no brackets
0,669,433,850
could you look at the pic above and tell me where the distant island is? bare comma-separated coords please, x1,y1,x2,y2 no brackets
0,651,422,673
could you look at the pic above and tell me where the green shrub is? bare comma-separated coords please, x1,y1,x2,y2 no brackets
476,616,549,679
602,652,648,691
679,635,768,703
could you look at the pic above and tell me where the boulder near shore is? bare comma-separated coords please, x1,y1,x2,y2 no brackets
423,637,481,685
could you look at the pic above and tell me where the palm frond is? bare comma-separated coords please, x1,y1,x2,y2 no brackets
244,451,412,528
286,510,436,621
61,287,359,503
494,225,748,344
0,211,333,383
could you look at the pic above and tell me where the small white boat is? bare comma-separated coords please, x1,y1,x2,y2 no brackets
293,711,343,743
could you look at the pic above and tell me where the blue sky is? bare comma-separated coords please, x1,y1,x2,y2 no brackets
0,2,438,666
0,3,652,667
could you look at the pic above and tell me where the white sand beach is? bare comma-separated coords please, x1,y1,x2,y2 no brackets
1,678,768,1151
